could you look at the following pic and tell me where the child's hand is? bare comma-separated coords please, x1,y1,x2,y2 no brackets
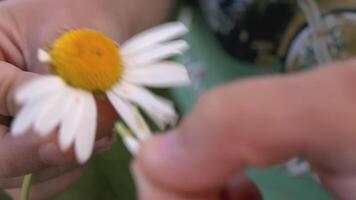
134,60,356,200
0,0,172,198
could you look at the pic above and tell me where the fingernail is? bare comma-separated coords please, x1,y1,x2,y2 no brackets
155,131,181,157
39,143,72,165
139,131,181,169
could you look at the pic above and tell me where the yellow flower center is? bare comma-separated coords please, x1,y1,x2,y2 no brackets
49,30,122,92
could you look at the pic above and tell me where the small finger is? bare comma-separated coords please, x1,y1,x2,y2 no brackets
0,126,73,178
5,167,84,200
0,124,115,178
0,163,84,189
0,62,35,117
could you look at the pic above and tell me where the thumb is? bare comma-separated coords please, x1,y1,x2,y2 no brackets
0,61,35,117
135,60,356,196
135,74,308,193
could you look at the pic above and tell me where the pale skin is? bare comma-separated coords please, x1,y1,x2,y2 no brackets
0,0,356,200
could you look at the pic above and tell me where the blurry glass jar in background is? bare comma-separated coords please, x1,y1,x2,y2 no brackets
200,0,356,71
199,0,356,177
284,0,356,72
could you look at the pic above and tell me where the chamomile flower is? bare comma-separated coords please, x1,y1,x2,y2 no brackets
11,22,190,163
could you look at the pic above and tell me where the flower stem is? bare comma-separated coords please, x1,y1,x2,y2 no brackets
21,174,33,200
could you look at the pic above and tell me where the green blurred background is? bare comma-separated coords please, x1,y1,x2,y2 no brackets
0,5,334,200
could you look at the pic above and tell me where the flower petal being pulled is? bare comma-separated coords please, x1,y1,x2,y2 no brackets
116,122,140,154
107,92,151,141
112,82,177,129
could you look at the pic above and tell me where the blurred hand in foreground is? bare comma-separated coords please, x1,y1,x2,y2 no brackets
135,60,356,200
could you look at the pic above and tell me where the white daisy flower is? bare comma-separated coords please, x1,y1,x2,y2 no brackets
11,22,190,163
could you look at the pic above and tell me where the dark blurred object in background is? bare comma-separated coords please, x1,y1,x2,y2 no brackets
200,0,356,70
200,0,297,67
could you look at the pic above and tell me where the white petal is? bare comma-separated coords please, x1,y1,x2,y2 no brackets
112,83,177,129
37,49,51,63
123,62,190,87
123,40,189,67
75,94,97,164
59,90,88,152
107,92,151,141
115,123,140,154
122,136,140,154
33,87,68,136
11,100,42,136
16,76,65,104
121,22,188,55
